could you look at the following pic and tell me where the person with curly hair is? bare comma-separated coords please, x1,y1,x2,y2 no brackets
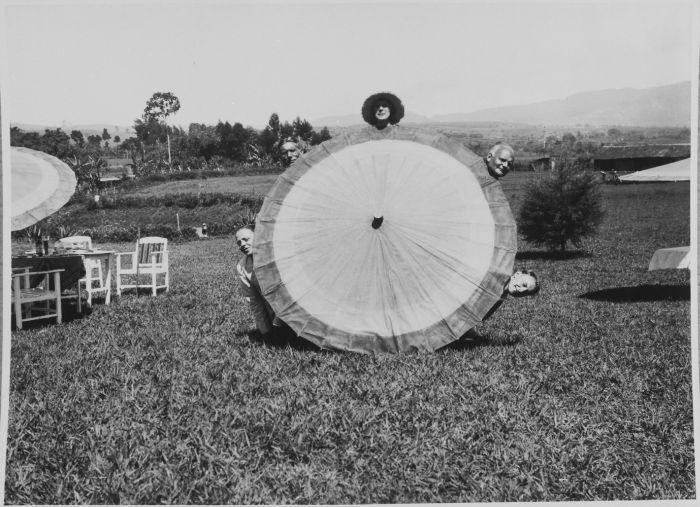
361,92,405,130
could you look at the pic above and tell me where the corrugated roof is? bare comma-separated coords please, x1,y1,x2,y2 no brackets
594,144,690,160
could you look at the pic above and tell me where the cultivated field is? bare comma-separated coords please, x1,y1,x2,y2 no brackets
5,175,693,503
127,174,279,198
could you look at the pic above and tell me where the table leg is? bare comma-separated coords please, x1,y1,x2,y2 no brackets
105,253,113,305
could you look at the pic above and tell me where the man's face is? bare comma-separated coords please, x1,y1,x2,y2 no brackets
282,143,300,163
374,101,391,121
508,271,537,296
236,229,254,255
486,147,514,178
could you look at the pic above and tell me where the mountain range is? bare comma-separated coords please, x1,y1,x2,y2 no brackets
312,81,691,128
12,81,691,134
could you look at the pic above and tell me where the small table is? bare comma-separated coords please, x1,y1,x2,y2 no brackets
12,254,86,291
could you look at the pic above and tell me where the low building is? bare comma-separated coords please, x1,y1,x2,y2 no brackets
593,144,690,172
100,157,135,182
513,155,552,172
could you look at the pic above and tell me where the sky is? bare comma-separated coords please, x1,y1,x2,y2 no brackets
1,0,697,129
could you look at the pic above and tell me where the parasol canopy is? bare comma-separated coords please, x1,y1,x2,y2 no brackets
10,146,77,231
619,158,690,182
648,246,690,271
254,127,517,353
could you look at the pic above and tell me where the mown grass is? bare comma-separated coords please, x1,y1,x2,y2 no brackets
5,179,693,503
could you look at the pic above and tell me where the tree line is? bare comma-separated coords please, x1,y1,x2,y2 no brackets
10,91,333,171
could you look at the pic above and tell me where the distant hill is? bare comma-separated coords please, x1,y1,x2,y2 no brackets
312,81,691,128
12,81,690,133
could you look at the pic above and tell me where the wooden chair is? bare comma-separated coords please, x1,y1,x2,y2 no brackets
12,268,64,330
116,237,170,297
58,235,102,307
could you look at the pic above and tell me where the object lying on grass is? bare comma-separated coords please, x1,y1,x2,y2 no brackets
648,246,690,271
254,126,517,353
10,146,77,231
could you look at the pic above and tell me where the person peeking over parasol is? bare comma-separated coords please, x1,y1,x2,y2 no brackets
235,227,282,338
281,140,302,166
482,269,540,321
362,92,405,130
484,143,515,179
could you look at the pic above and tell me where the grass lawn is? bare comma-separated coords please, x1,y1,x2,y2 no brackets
5,177,693,503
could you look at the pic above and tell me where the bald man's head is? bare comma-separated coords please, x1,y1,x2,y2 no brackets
485,144,515,178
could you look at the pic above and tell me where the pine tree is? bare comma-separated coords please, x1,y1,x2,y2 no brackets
518,160,604,252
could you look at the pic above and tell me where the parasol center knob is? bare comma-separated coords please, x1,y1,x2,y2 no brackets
371,215,384,229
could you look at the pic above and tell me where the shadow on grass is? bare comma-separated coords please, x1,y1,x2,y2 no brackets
579,284,690,303
516,250,590,261
244,328,520,355
247,328,324,352
11,302,93,331
440,330,522,351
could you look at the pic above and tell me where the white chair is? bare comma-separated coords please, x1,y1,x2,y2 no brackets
57,235,104,307
12,268,64,329
116,237,169,297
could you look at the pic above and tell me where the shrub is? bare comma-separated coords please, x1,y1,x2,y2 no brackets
85,192,265,211
517,160,604,251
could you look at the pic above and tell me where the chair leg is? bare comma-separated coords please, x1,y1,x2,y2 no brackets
84,281,91,308
54,271,63,324
152,271,157,296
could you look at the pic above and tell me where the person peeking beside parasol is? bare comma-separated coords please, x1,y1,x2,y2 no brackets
362,92,405,130
235,227,282,338
485,143,515,179
482,269,540,321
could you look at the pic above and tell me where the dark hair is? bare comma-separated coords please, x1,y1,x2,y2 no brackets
510,270,540,297
361,92,405,127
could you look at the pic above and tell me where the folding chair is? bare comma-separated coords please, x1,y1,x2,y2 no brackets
57,235,102,307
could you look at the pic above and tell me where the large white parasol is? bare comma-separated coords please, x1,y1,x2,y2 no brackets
10,146,77,231
254,127,517,353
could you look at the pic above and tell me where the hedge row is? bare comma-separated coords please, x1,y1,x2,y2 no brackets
85,192,265,210
138,166,282,181
60,220,253,243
